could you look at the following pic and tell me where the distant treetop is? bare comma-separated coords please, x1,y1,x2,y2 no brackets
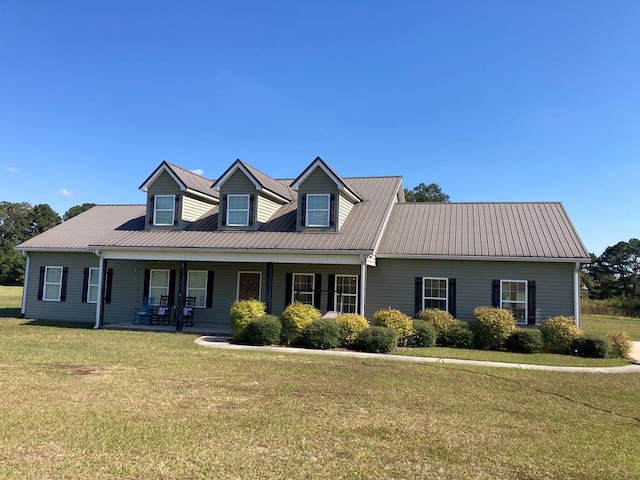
404,183,450,203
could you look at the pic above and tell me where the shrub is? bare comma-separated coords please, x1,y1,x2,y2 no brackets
300,318,341,350
606,330,632,359
372,308,414,346
416,308,456,334
230,299,266,340
409,320,437,348
504,328,544,354
571,335,610,358
354,326,398,353
281,302,322,345
335,313,369,346
541,315,583,354
439,320,474,348
472,306,516,350
243,315,282,346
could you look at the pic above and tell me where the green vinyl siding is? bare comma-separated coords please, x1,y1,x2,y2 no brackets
296,168,339,232
146,170,182,230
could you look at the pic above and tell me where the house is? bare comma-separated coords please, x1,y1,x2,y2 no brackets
16,157,590,333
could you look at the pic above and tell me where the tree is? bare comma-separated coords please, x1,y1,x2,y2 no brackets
404,183,450,202
63,203,96,221
584,239,640,299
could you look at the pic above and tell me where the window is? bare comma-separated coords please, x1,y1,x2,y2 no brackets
87,268,100,303
43,266,63,301
335,275,358,314
501,280,527,324
227,194,250,226
423,277,448,311
292,273,315,305
306,194,330,227
154,195,175,225
187,271,207,308
149,269,170,305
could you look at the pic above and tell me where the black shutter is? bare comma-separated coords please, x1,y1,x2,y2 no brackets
81,268,89,303
143,269,150,301
300,195,306,227
206,271,215,308
60,267,68,302
249,194,255,226
174,196,180,225
37,266,45,300
314,274,322,310
415,277,423,315
168,270,177,306
327,274,335,311
491,280,500,307
527,281,536,325
329,193,336,227
285,273,293,306
148,195,154,225
105,269,113,304
221,195,227,227
448,278,457,318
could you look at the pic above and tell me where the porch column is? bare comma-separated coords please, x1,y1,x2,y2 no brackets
265,262,274,314
176,261,187,332
359,261,367,318
94,256,106,329
20,253,30,317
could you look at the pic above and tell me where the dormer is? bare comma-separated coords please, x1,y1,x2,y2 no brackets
290,157,362,232
212,159,292,231
139,161,218,230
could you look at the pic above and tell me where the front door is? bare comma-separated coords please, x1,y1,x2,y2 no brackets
238,272,261,300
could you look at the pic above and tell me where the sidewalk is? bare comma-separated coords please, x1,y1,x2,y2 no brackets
195,337,640,373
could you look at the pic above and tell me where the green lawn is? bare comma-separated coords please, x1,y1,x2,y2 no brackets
581,314,640,341
0,285,22,317
0,318,639,480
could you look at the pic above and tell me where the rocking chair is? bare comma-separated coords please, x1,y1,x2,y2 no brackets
133,296,155,324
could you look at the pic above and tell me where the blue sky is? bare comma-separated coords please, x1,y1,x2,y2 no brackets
1,1,638,256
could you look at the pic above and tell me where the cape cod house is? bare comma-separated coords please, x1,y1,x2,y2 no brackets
16,157,590,334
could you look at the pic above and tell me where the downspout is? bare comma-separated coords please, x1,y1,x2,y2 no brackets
574,262,581,328
94,252,104,329
20,253,30,317
359,256,367,318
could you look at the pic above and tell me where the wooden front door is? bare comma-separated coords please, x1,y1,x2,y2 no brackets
238,272,261,300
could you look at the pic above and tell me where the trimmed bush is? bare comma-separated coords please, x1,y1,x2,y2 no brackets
354,326,398,353
416,308,456,334
571,335,610,358
281,302,322,345
300,318,341,350
439,320,474,349
606,330,632,359
541,316,583,354
335,313,369,346
504,328,544,354
409,320,437,348
243,315,282,346
472,306,516,350
372,308,414,346
230,299,266,340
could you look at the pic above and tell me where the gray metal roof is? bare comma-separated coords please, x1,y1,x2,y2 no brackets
240,161,294,202
376,202,590,260
165,162,219,199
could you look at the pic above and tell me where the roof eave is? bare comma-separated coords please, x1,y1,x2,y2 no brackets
375,253,592,263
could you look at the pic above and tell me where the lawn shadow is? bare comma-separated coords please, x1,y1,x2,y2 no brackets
21,319,95,330
0,307,21,318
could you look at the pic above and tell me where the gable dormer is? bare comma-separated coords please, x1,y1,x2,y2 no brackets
139,161,218,230
290,157,362,232
212,159,292,231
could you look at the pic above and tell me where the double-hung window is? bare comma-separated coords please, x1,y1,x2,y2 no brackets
43,266,63,301
335,275,358,314
87,267,100,303
154,195,175,225
149,269,170,305
292,273,315,305
306,194,330,227
187,270,208,308
422,277,448,311
227,194,250,226
501,280,527,324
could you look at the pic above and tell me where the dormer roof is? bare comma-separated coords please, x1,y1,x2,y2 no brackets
290,156,362,203
139,161,219,201
212,159,293,203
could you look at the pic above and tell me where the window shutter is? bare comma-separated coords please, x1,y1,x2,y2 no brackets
143,269,150,301
105,269,113,304
249,194,255,226
206,271,214,308
415,277,422,315
300,195,306,227
314,274,322,310
448,278,457,318
491,280,500,308
527,281,536,325
81,268,89,303
327,274,335,311
148,195,154,225
60,267,69,302
37,266,45,301
221,195,227,227
174,196,180,225
285,273,293,306
329,193,336,227
168,270,177,307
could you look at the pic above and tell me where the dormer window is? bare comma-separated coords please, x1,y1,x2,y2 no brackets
306,194,330,227
154,195,175,225
227,194,250,226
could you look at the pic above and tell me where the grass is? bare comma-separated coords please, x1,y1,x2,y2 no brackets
0,318,639,479
0,285,22,317
581,314,640,341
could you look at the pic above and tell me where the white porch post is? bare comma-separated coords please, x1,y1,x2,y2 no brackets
20,253,30,317
94,254,104,329
574,262,581,328
359,260,367,317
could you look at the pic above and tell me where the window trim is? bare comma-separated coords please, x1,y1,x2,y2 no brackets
226,194,250,227
87,267,100,304
43,266,63,302
500,279,528,325
292,273,315,305
186,270,208,309
153,195,176,226
305,193,330,227
334,274,358,314
149,269,170,306
422,277,449,311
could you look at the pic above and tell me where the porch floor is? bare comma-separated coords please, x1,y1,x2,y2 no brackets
102,322,232,337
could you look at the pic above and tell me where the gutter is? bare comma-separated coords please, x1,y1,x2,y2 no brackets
375,254,592,263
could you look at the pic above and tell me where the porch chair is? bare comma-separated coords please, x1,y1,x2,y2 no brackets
181,296,196,327
152,295,172,325
132,296,155,324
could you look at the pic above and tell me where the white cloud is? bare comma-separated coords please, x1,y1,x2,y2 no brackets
190,168,204,176
60,189,72,196
5,166,18,173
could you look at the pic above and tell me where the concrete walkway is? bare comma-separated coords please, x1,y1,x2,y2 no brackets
195,337,640,373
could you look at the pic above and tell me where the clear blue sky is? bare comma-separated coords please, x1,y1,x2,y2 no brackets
1,1,638,256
